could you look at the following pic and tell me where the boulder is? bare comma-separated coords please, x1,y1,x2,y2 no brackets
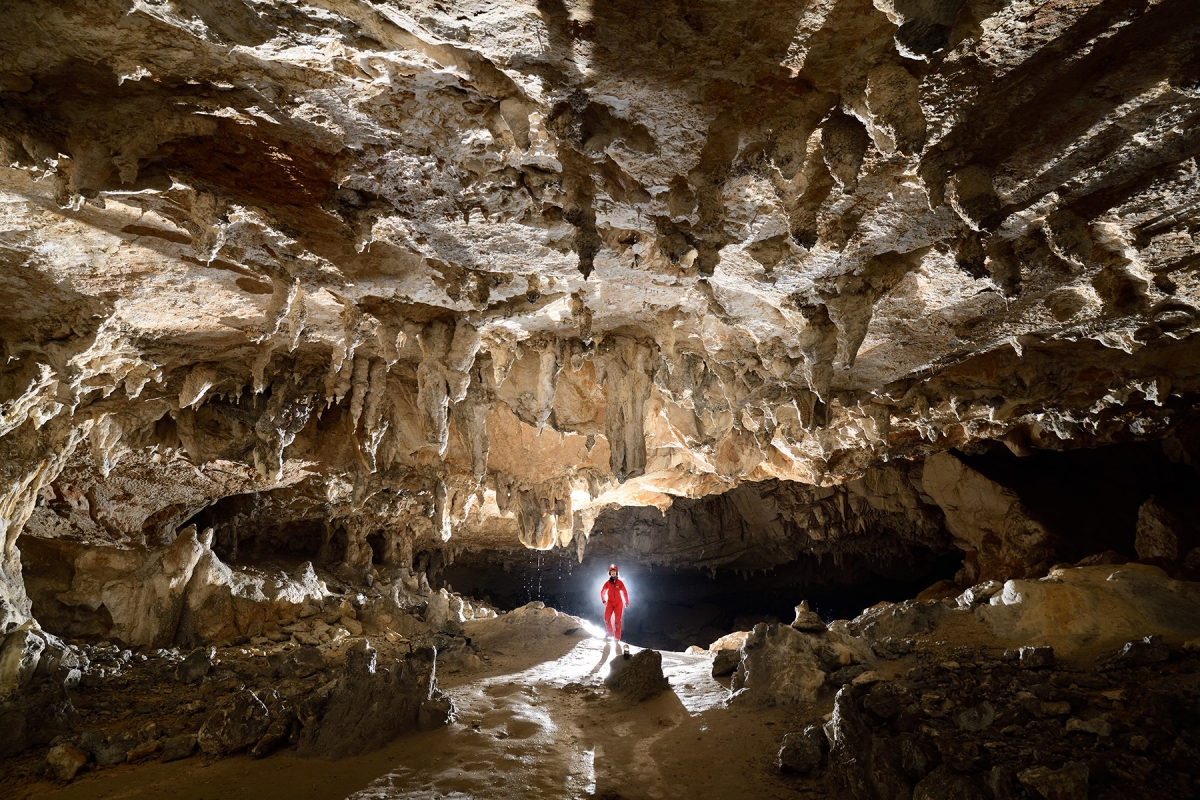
711,648,741,678
1018,645,1054,669
160,733,197,762
914,765,990,800
1065,717,1110,736
197,689,271,756
0,625,79,758
81,730,138,765
778,727,824,774
1018,762,1089,800
176,554,326,647
55,527,207,648
0,624,45,701
250,717,292,758
46,743,88,781
272,645,324,679
850,600,947,643
956,580,1003,609
1135,496,1184,561
175,646,215,683
791,601,826,632
922,451,1058,581
708,630,749,652
297,640,447,758
954,701,995,733
732,624,830,706
126,738,163,760
418,697,455,731
825,686,911,800
1113,634,1169,666
33,632,81,687
605,648,671,703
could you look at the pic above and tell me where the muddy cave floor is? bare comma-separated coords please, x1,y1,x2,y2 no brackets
6,617,804,800
7,589,1200,800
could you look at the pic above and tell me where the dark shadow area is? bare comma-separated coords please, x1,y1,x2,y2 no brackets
182,496,325,563
959,437,1200,563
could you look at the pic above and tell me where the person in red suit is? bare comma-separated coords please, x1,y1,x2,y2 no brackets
600,564,629,642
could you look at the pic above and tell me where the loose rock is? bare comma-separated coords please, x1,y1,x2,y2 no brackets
197,689,271,756
604,649,670,703
1018,762,1089,800
46,743,88,782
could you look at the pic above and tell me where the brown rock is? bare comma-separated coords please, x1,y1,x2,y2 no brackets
922,451,1058,581
1018,762,1089,800
46,743,88,782
1136,496,1185,562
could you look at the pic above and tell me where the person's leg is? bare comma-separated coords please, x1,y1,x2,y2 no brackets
613,606,623,641
604,605,616,639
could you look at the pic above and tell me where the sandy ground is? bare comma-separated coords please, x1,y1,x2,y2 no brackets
18,611,815,800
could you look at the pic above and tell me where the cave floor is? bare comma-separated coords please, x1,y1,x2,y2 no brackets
15,627,814,800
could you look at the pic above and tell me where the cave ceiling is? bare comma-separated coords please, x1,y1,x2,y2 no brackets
2,0,1199,607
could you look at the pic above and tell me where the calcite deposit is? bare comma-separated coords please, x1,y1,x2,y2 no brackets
1,0,1200,791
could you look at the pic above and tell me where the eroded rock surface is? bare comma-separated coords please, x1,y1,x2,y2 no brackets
0,0,1197,631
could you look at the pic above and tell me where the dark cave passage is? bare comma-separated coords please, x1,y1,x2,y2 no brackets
960,438,1200,563
436,546,961,650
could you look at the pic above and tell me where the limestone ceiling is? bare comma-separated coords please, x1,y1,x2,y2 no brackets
1,0,1198,569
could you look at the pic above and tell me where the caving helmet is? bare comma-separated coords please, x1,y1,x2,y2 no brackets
608,564,618,574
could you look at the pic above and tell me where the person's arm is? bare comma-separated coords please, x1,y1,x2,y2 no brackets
620,580,629,608
601,582,609,604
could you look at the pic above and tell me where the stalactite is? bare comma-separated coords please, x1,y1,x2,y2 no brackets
533,341,562,434
603,339,654,482
416,322,452,456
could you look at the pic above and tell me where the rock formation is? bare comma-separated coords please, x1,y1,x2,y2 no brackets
1,0,1200,791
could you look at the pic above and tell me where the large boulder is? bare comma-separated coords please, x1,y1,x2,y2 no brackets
922,451,1058,582
197,689,271,756
0,624,45,702
297,640,448,758
46,743,88,782
976,564,1200,660
825,686,912,800
849,600,945,644
55,527,208,648
1135,496,1188,562
0,623,79,758
604,648,671,702
1018,762,1089,800
778,726,825,774
732,623,843,705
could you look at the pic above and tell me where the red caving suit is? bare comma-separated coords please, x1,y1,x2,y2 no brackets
601,576,629,640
